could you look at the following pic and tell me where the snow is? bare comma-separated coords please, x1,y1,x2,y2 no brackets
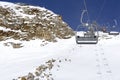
0,26,22,33
0,32,120,80
0,1,57,19
109,31,119,33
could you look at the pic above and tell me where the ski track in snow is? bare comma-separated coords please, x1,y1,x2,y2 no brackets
0,33,120,80
94,44,114,80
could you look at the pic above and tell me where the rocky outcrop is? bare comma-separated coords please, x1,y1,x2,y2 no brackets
0,2,74,42
16,58,71,80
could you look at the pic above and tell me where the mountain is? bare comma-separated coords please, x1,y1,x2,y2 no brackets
0,1,74,42
0,1,120,80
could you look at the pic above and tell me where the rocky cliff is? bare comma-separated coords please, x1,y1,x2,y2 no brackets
0,1,74,42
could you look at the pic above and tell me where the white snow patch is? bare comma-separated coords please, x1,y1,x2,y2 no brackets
0,32,120,80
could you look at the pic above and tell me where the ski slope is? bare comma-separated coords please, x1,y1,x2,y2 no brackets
0,32,120,80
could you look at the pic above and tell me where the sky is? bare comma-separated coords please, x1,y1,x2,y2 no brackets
0,0,120,31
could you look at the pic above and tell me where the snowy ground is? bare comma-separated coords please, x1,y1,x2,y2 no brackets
0,32,120,80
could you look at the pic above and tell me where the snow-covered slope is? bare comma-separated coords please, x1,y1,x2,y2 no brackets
0,32,120,80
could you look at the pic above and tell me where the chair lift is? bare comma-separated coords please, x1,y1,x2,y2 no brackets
108,31,119,35
75,23,99,44
75,10,99,44
108,20,119,35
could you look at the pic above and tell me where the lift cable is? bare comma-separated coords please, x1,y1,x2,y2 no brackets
83,0,90,22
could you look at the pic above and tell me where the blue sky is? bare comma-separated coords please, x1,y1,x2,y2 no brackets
1,0,120,30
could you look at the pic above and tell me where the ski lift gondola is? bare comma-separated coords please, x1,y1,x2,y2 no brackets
75,0,100,44
75,9,99,44
75,22,99,44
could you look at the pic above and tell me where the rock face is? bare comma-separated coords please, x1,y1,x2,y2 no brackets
0,1,74,42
